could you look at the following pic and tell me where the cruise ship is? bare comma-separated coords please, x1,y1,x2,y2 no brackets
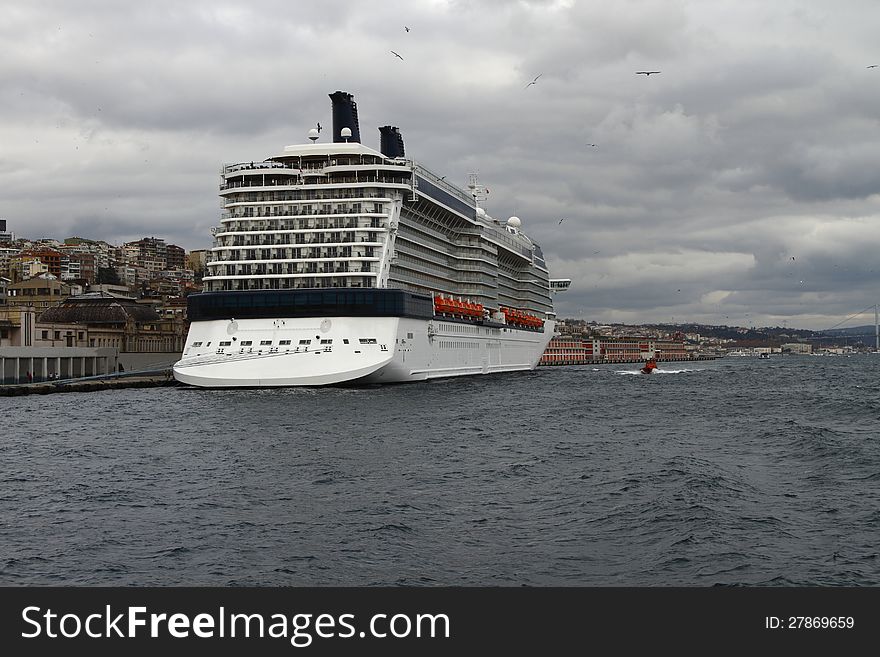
173,91,557,387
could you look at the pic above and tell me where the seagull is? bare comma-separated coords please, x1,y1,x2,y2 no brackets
635,71,661,76
316,122,322,133
587,143,598,147
868,64,878,68
391,50,404,60
558,218,566,225
404,26,411,32
525,74,542,89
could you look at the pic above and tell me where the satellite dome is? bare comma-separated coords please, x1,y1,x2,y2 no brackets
340,127,352,140
507,216,521,228
307,128,319,142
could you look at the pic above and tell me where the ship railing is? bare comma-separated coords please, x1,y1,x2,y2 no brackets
483,227,534,259
221,176,413,188
412,163,475,206
222,190,391,202
223,161,296,174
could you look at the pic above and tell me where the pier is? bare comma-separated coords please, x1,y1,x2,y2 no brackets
0,370,179,396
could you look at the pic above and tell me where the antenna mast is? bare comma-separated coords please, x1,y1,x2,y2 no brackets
467,173,488,205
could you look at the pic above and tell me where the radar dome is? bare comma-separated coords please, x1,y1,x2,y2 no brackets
507,216,521,228
340,127,352,140
307,128,319,142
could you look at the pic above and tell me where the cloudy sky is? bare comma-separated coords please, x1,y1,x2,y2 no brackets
2,0,879,330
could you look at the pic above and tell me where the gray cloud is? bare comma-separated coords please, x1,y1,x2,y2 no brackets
1,0,879,330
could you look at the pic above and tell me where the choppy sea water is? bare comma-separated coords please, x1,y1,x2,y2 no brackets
1,355,878,586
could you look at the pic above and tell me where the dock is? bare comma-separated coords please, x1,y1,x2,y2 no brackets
0,370,179,396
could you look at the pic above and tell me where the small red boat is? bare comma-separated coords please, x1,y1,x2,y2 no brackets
640,359,657,374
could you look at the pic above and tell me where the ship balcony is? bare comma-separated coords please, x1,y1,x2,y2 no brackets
206,258,380,269
222,192,393,203
213,236,384,248
219,178,406,194
202,268,378,281
219,210,388,225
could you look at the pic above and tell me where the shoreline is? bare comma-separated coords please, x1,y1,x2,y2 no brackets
539,355,720,367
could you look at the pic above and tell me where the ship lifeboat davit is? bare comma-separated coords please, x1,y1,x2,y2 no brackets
640,359,657,374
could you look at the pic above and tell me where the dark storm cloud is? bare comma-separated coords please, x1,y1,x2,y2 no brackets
2,0,879,330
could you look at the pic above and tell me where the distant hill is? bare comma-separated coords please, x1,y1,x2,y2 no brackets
820,325,877,338
560,319,878,347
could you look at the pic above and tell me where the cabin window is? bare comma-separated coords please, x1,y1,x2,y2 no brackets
359,338,377,344
240,340,253,346
299,339,311,345
260,340,272,345
220,341,231,346
192,341,203,347
279,340,291,345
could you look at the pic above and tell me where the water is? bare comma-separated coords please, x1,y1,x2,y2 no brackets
2,355,878,586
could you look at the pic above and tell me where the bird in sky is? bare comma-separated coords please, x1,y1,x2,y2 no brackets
391,50,404,60
404,26,411,32
868,64,878,68
525,74,542,89
316,122,322,133
558,218,566,225
635,71,661,76
587,143,598,147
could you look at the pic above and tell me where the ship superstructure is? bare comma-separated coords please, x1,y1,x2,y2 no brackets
173,91,556,387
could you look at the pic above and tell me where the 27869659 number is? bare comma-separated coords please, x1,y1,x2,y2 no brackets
788,617,854,629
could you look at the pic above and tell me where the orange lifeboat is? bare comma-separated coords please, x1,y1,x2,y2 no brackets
435,295,485,322
499,306,545,329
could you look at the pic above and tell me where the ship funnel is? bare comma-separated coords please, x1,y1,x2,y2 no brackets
329,91,361,144
379,126,405,158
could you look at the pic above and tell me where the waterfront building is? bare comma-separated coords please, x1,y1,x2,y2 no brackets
0,345,117,384
540,334,696,365
38,293,186,355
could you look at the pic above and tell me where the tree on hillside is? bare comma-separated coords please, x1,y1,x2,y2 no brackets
96,266,122,285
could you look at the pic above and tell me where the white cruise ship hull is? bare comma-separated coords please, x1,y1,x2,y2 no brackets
173,315,554,387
